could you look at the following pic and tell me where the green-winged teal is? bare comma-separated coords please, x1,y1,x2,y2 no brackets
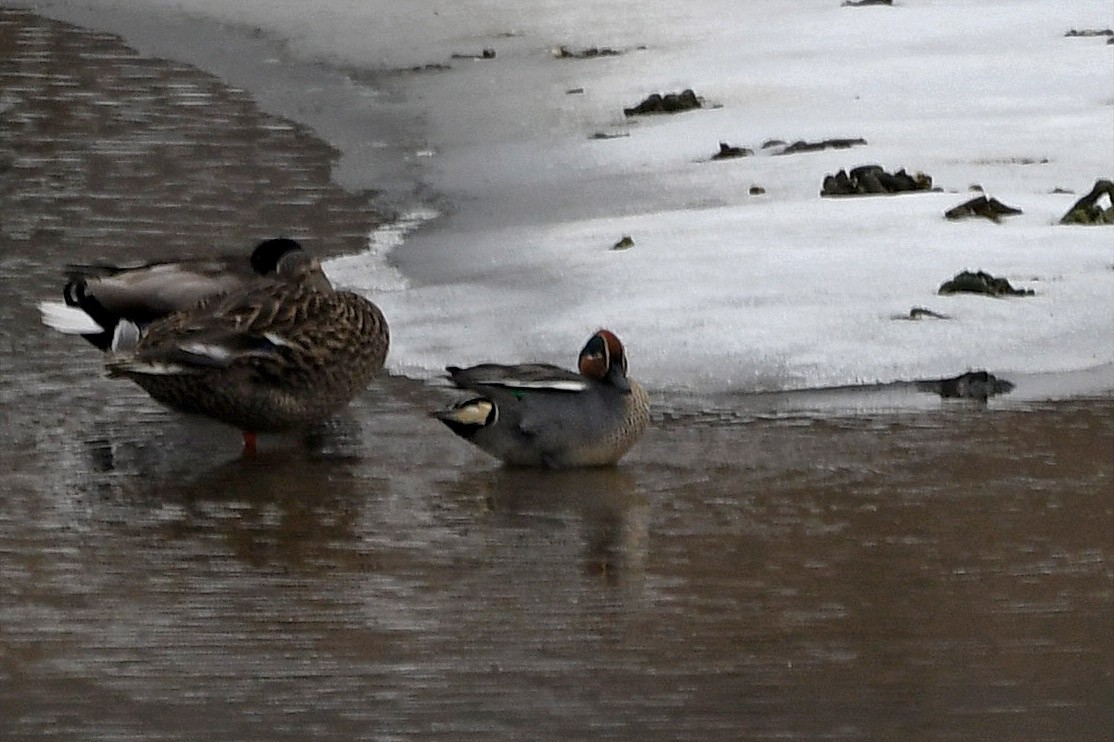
433,329,650,468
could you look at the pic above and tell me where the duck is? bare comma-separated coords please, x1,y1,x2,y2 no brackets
103,250,389,453
38,237,309,352
432,329,650,468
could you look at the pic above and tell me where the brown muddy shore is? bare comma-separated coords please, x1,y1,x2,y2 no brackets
1,9,1111,742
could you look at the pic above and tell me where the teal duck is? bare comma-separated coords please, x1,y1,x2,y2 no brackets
38,237,308,351
433,330,650,468
104,251,388,452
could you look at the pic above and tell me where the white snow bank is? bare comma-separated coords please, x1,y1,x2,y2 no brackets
23,0,1114,392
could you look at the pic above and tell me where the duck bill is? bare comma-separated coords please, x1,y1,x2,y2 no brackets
606,364,631,393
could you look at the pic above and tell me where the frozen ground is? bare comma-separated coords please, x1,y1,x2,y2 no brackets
16,0,1114,393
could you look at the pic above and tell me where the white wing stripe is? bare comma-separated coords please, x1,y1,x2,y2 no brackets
116,361,191,375
178,342,234,362
491,379,587,392
263,332,292,347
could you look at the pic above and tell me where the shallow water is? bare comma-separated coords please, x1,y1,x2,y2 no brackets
3,371,1113,740
1,9,1112,741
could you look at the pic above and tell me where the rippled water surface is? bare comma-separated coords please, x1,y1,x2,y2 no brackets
1,8,1111,741
3,377,1112,740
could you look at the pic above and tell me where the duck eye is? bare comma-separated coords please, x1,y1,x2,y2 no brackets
580,334,609,367
583,335,606,356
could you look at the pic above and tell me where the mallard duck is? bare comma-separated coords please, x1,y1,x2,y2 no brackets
104,251,389,452
38,237,309,351
433,330,650,468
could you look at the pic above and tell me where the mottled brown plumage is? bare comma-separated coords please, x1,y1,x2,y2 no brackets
105,259,388,435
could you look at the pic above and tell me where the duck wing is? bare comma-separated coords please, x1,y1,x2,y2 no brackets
42,256,254,350
44,240,309,351
108,278,385,381
447,363,589,395
66,257,253,322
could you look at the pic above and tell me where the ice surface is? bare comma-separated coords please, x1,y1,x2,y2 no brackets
22,0,1114,392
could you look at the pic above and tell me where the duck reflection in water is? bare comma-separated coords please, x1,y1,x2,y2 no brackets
447,467,650,585
82,431,376,571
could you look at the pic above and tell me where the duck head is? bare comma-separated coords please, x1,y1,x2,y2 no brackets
250,237,305,275
270,245,332,292
578,329,631,392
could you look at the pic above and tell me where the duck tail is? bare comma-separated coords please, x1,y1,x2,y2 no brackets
431,398,498,439
38,301,104,335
